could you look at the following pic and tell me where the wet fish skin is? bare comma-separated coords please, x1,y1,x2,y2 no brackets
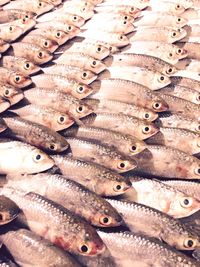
98,231,199,267
0,84,23,105
3,116,69,153
62,2,94,20
81,112,159,140
0,195,20,225
163,180,200,201
0,97,10,113
63,125,146,156
0,139,54,174
133,145,200,179
24,87,93,118
0,38,10,53
0,67,32,88
146,127,200,155
54,52,106,74
1,188,105,256
6,173,123,227
1,55,41,76
0,24,23,42
157,93,200,121
10,104,75,132
66,137,137,173
104,53,178,77
124,176,200,218
158,85,200,105
144,2,186,15
5,17,36,34
0,9,36,23
0,229,81,267
21,34,59,53
90,79,169,112
176,42,200,60
155,112,200,134
82,98,158,121
95,5,141,18
10,42,53,65
107,199,200,250
52,155,131,196
0,118,7,133
171,76,200,93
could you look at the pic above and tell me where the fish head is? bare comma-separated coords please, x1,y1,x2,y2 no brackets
120,20,135,34
52,29,69,45
77,5,94,20
34,0,54,15
171,3,186,15
155,73,171,89
66,13,85,27
73,83,93,99
151,97,169,112
173,16,188,28
0,196,20,225
141,109,158,122
127,139,146,155
35,49,53,65
9,72,32,88
2,86,24,105
72,101,94,118
18,17,36,32
178,234,200,251
92,44,110,60
22,11,37,19
54,113,74,131
114,157,137,173
162,65,178,77
45,135,69,153
138,121,160,139
168,27,187,43
2,25,23,42
19,59,40,76
40,37,58,53
117,34,130,47
26,147,54,173
65,24,80,38
88,58,106,74
79,70,97,84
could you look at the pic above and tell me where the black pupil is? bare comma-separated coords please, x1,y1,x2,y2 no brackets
81,245,88,253
187,240,194,247
26,63,30,68
50,144,55,150
145,113,149,118
169,53,173,57
145,127,149,132
5,90,9,95
68,26,71,30
74,16,77,20
78,106,83,112
131,146,137,151
178,49,181,53
44,41,48,46
15,76,20,82
198,169,200,174
168,68,172,73
79,87,84,92
103,217,109,224
173,32,176,36
116,185,121,190
93,61,96,65
36,154,41,160
124,21,127,24
83,72,87,77
57,32,61,37
39,52,42,58
154,103,160,108
9,27,12,31
124,16,128,19
198,125,200,131
120,163,125,168
160,76,165,81
184,199,189,205
60,116,64,122
97,47,101,52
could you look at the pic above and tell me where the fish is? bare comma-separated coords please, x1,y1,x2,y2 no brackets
4,17,36,34
0,229,81,267
146,1,186,15
123,176,200,218
52,155,131,196
172,69,200,82
63,125,146,156
95,5,141,18
180,24,200,43
98,231,199,267
0,24,23,42
0,0,10,6
133,12,188,28
20,34,59,53
0,97,10,113
0,118,7,133
54,52,106,74
42,0,62,6
0,38,10,53
107,199,200,250
97,0,149,10
176,42,200,60
5,173,123,227
61,2,94,20
104,53,178,76
65,137,137,173
81,98,158,121
146,127,200,155
133,145,200,179
10,42,53,65
1,187,105,256
155,112,200,134
0,84,23,105
157,0,194,9
43,65,98,85
3,0,54,16
122,41,188,65
163,180,200,201
99,66,171,90
0,195,20,225
81,112,159,140
158,85,200,105
0,9,36,23
90,79,169,112
156,93,200,121
129,26,187,43
0,67,32,88
31,74,93,99
29,27,70,46
10,104,75,132
180,211,200,241
24,87,93,118
176,58,200,73
171,76,200,92
0,139,54,174
0,56,41,76
59,40,110,60
3,116,69,153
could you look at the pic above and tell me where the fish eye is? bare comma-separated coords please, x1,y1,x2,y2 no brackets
176,49,182,54
49,143,57,151
124,15,128,20
130,7,135,12
38,2,43,7
56,31,61,38
79,244,90,254
171,31,177,37
129,145,137,152
96,46,102,53
166,67,173,74
168,52,173,58
82,72,88,79
9,26,13,32
14,75,21,83
91,60,97,67
68,25,72,31
24,62,30,70
177,18,182,22
142,126,151,134
119,35,124,40
118,161,127,170
43,40,49,47
81,7,86,12
73,16,77,21
196,125,200,132
4,89,11,97
76,105,84,113
57,115,66,124
159,76,165,82
99,215,111,225
144,113,150,119
196,94,200,102
152,102,161,110
184,238,196,248
195,167,200,175
77,85,85,94
33,153,42,162
180,197,193,208
123,21,127,25
25,15,29,18
38,51,43,59
175,4,181,9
